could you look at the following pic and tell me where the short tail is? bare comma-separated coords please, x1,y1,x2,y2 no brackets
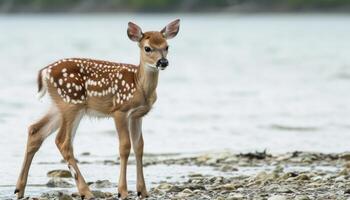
37,68,48,99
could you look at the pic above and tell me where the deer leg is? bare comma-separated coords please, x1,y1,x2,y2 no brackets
15,106,60,199
114,112,131,200
130,117,148,198
55,110,94,199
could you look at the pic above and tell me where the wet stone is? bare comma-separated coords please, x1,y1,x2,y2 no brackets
181,188,193,194
340,152,350,161
268,195,287,200
296,174,310,181
188,173,203,178
157,182,173,191
47,170,72,178
40,191,73,200
215,183,236,191
227,193,244,200
103,160,118,165
219,164,238,172
46,178,74,188
91,190,106,198
89,179,115,188
295,195,310,200
80,152,91,156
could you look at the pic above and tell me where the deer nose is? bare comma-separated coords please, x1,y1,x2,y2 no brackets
157,58,168,68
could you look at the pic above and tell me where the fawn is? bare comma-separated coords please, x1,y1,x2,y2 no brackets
15,19,180,199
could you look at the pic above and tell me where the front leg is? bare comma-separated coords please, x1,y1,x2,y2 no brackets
113,112,131,199
130,117,148,198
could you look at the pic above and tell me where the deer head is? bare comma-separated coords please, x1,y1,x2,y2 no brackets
127,19,180,71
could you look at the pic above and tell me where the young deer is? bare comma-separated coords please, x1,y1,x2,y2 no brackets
15,19,180,200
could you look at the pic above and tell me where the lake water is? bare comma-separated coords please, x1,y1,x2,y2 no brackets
0,14,349,198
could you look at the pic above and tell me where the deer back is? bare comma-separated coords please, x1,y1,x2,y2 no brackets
42,58,139,113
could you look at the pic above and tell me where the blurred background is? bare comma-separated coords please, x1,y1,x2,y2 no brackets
0,0,350,197
1,0,350,12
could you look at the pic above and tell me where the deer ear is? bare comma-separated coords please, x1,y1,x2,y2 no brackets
127,22,143,42
161,19,180,40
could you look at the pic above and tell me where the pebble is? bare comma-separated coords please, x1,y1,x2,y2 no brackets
340,152,350,160
295,195,310,200
176,191,192,198
219,164,238,172
296,174,310,181
338,168,349,176
216,183,236,191
335,176,346,182
40,191,73,200
157,182,173,191
181,188,193,193
227,193,244,200
89,179,114,188
46,178,74,188
268,195,287,200
47,170,72,178
80,152,91,156
92,190,106,198
188,173,203,178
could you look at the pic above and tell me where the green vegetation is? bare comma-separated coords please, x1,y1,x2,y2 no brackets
0,0,349,13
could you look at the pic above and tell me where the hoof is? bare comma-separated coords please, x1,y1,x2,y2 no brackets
14,188,24,199
137,191,149,199
117,192,129,200
81,195,96,200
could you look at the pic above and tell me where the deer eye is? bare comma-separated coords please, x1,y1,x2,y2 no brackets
165,46,169,51
144,46,152,52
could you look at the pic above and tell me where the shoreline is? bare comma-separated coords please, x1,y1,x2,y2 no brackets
10,150,350,199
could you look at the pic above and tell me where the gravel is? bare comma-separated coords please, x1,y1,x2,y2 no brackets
26,151,350,199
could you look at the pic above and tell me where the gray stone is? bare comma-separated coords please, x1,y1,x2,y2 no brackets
90,179,114,188
40,191,73,200
340,152,350,161
219,164,238,172
268,195,287,200
227,193,244,200
188,173,203,178
80,152,91,156
91,190,106,198
46,178,74,188
295,195,310,200
47,170,72,178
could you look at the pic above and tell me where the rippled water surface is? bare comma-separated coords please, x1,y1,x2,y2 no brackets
0,14,350,198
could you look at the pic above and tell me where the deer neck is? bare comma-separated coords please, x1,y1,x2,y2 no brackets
136,61,159,99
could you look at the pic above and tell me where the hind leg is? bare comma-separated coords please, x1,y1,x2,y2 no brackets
15,106,60,199
55,108,94,199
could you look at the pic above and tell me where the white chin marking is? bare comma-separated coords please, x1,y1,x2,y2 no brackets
145,63,159,71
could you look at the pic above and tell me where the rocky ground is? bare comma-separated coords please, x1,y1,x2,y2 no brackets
22,151,350,200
